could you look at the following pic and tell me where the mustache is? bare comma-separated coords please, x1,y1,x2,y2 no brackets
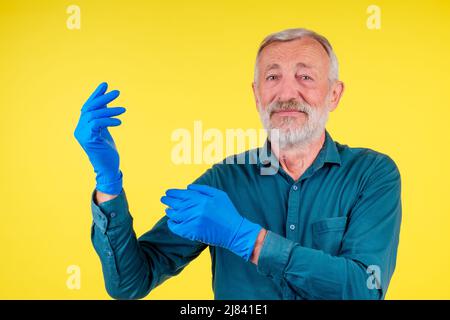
267,100,313,116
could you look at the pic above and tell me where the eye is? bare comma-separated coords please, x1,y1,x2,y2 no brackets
266,74,278,81
298,75,313,81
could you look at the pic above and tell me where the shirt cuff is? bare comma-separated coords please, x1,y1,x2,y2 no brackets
256,230,295,279
91,189,132,233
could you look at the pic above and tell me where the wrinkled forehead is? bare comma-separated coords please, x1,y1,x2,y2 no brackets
257,37,330,76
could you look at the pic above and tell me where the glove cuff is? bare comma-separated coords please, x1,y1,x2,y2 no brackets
230,217,262,261
96,171,123,195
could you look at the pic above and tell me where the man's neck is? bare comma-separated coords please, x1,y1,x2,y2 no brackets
271,131,326,181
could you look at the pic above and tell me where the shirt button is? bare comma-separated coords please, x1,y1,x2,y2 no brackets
107,251,112,256
292,185,298,191
110,212,116,218
290,224,296,230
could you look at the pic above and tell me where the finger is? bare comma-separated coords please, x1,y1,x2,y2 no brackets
160,196,185,210
87,107,126,122
187,184,218,196
165,188,201,200
162,196,197,213
82,82,108,112
86,90,120,112
165,208,184,223
90,117,122,131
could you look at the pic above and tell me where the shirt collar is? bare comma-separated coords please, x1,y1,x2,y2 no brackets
256,129,341,170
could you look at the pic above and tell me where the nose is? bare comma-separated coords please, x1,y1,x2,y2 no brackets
277,76,301,102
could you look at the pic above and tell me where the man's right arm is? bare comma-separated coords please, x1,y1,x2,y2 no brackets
75,83,209,299
91,188,207,299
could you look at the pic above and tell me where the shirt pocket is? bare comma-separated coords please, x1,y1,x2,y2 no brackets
311,216,348,256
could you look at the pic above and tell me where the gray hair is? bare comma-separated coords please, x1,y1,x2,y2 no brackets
254,28,339,84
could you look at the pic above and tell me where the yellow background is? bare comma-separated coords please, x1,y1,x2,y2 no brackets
1,0,449,299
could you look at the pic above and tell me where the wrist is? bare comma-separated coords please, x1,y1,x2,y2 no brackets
95,190,119,205
96,170,123,195
231,217,263,261
250,228,267,265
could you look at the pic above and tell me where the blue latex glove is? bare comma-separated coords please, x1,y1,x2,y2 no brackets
160,184,262,261
74,82,126,195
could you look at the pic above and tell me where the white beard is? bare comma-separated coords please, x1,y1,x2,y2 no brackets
258,99,330,150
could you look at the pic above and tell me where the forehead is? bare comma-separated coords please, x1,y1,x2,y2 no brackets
258,37,330,74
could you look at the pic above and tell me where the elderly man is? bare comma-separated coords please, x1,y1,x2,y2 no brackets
74,28,401,300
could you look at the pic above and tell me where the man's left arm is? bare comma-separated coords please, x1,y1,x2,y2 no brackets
161,155,401,300
252,154,402,300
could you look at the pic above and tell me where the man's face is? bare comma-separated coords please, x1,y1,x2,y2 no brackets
252,37,344,148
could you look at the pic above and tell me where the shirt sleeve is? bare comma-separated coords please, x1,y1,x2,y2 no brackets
256,154,402,300
90,170,216,300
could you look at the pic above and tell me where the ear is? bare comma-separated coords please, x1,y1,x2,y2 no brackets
328,80,344,112
252,82,260,111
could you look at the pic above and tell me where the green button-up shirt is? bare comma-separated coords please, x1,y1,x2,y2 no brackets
90,130,401,300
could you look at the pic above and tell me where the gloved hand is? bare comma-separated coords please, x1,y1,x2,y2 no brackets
74,82,126,195
160,184,262,261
